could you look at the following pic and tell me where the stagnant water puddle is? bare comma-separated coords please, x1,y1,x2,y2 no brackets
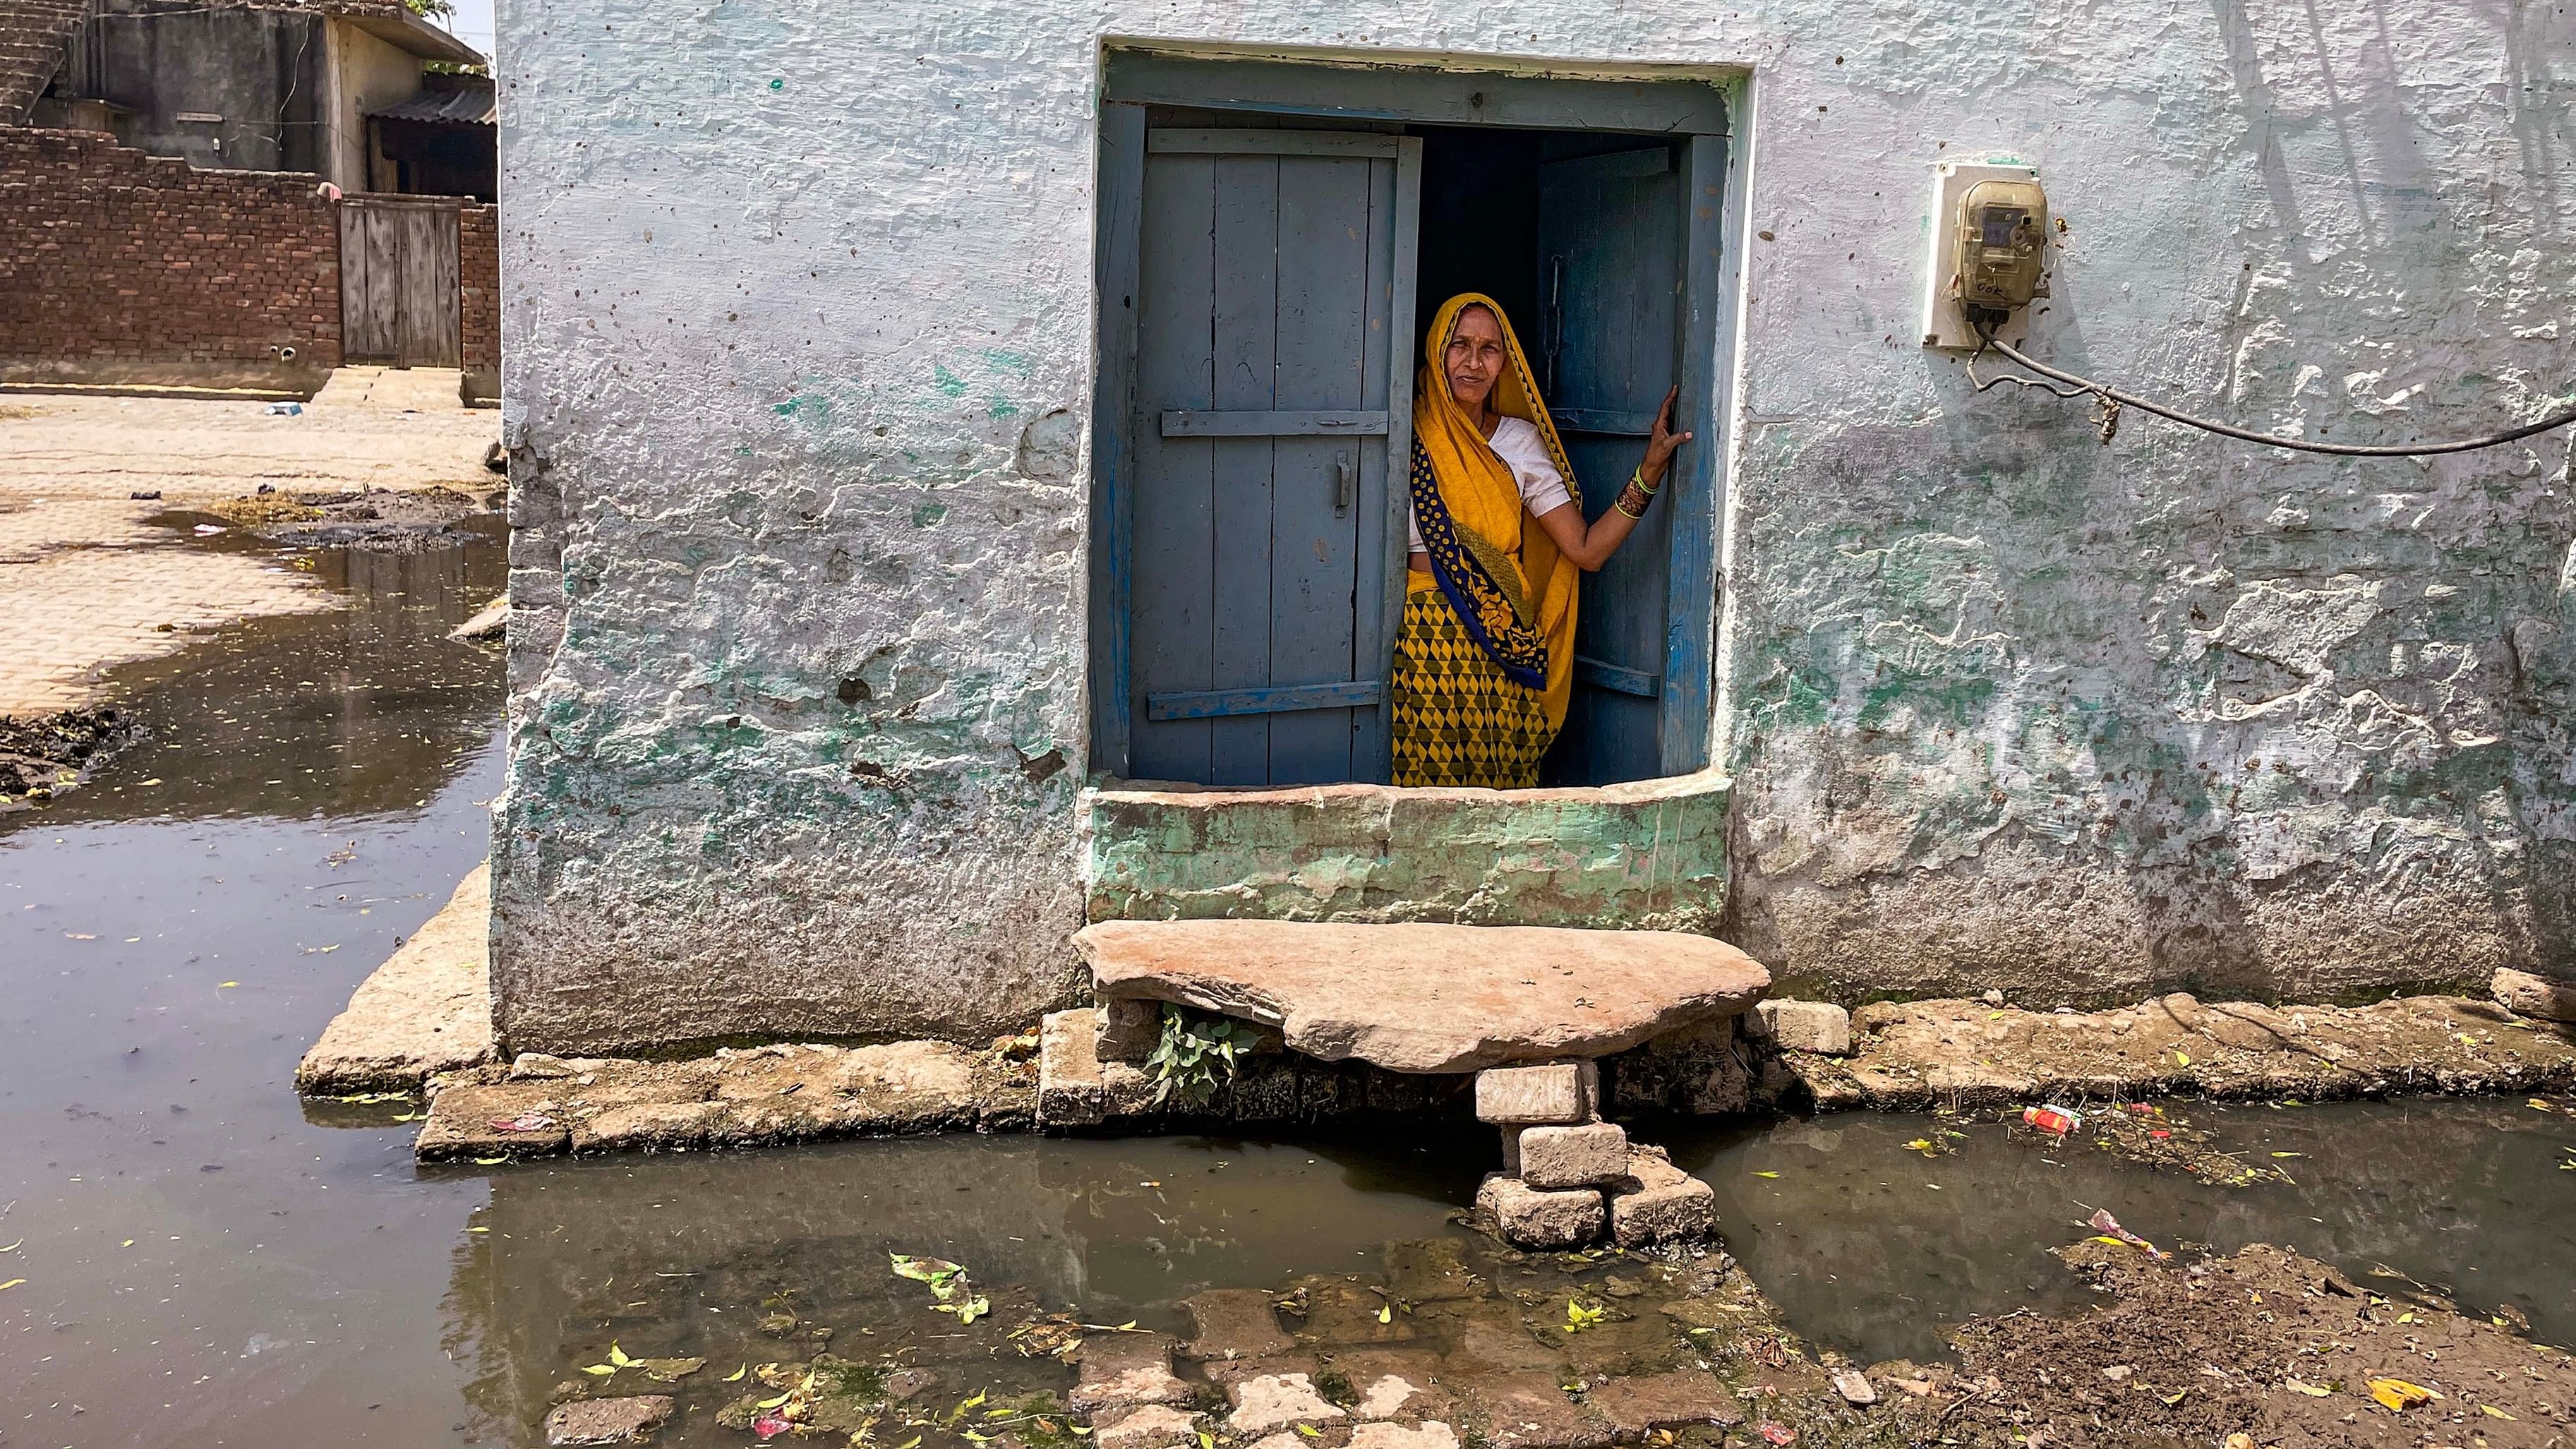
5,528,2574,1447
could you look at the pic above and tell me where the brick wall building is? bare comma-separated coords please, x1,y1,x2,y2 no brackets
1,125,341,391
458,200,498,402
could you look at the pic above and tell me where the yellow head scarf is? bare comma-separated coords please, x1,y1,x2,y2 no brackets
1413,294,1582,730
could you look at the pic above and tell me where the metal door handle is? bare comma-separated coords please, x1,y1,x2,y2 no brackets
1333,452,1354,515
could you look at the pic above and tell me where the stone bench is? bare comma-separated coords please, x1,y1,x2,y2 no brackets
1071,918,1769,1074
1059,918,1769,1249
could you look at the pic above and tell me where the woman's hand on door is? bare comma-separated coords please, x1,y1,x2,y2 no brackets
1639,385,1693,489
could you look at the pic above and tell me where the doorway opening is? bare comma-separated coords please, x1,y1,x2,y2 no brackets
1088,54,1732,794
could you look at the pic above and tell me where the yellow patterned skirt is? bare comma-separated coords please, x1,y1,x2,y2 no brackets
1391,575,1555,788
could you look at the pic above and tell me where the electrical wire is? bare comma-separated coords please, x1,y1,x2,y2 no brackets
1967,312,2576,457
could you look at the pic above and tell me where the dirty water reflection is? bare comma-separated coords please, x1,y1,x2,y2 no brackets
445,1133,1490,1445
1665,1095,2576,1364
2,529,507,1448
7,527,2576,1447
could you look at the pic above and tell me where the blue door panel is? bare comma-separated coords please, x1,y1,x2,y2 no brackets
1536,145,1683,786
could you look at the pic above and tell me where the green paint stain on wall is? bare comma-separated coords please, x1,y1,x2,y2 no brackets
912,502,948,528
931,365,967,398
1085,778,1731,931
769,77,785,91
987,397,1020,419
979,349,1035,378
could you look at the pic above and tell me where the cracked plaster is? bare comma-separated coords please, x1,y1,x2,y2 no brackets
491,0,2576,1052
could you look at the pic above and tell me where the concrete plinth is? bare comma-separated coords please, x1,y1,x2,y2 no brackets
296,863,495,1093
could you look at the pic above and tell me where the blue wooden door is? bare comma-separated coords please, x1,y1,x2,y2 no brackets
1128,129,1421,787
1534,145,1684,786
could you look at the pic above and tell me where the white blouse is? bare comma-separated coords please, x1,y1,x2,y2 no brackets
1407,416,1575,555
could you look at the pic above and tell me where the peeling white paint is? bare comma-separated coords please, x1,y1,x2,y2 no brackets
491,0,2576,1048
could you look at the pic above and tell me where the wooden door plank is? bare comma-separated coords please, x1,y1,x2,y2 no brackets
340,203,390,361
1088,102,1146,776
1207,152,1279,786
1264,152,1371,784
1146,679,1382,719
1366,138,1421,783
337,204,367,360
1158,409,1387,437
425,205,461,368
1127,150,1217,784
1536,145,1681,786
367,204,404,363
1149,128,1402,157
1105,52,1732,135
1659,133,1731,775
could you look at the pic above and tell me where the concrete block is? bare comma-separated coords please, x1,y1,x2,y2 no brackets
1609,1146,1714,1246
1093,1406,1200,1449
1750,1000,1851,1056
1180,1286,1295,1361
1096,997,1162,1063
1228,1058,1301,1120
1102,1061,1161,1117
1515,1122,1630,1189
1226,1372,1349,1434
296,863,495,1093
1038,1009,1105,1126
1071,1333,1191,1412
1474,1172,1603,1249
543,1395,673,1444
2494,968,2576,1023
1473,1060,1597,1124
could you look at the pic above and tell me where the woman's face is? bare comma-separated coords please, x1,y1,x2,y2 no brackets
1443,306,1506,413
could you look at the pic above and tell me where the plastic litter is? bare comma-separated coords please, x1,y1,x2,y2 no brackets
2086,1207,2170,1260
264,402,303,416
2022,1103,2082,1135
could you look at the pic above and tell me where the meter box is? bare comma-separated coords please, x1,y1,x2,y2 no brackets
1921,160,2050,349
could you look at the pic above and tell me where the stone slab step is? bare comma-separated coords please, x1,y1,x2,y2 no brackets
296,862,495,1094
1074,919,1769,1074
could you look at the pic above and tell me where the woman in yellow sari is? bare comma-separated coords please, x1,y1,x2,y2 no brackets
1394,294,1692,788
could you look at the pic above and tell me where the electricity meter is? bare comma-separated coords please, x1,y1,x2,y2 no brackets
1952,177,2049,317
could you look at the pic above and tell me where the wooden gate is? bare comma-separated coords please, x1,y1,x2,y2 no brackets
1121,128,1421,788
338,196,461,367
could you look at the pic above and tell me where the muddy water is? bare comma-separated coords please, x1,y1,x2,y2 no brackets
6,530,2575,1447
1666,1095,2576,1365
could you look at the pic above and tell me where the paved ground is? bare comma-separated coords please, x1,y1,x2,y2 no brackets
0,373,498,715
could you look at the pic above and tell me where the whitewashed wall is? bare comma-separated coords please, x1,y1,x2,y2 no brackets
490,0,2576,1051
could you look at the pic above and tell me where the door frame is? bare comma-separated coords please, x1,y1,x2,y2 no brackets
1087,48,1738,784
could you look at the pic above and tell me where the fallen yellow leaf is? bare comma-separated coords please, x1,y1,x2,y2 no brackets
0,1278,23,1291
1753,1171,1779,1179
218,981,239,989
579,1364,617,1376
723,1365,748,1383
2366,1378,2434,1412
2174,1050,2192,1066
2482,1405,2517,1421
2283,1378,2333,1397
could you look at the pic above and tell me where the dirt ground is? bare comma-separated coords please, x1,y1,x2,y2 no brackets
0,385,499,717
1930,1239,2575,1448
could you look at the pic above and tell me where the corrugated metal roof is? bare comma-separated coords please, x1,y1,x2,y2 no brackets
370,80,493,126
